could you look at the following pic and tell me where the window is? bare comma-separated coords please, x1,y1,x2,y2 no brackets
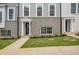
37,4,42,16
9,9,14,19
0,12,2,23
8,8,15,20
1,30,11,36
47,27,52,34
41,27,46,34
71,3,76,13
24,6,29,16
49,5,55,16
24,4,29,16
78,3,79,13
41,27,52,34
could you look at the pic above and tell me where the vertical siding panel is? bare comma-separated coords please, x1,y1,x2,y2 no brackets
56,3,60,17
43,3,48,16
30,3,36,16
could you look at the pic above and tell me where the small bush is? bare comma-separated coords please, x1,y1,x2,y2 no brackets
40,35,45,38
30,34,67,39
30,36,38,39
18,36,20,39
61,34,66,36
0,37,18,40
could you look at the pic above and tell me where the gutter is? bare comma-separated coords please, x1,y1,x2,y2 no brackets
17,3,20,38
60,3,62,35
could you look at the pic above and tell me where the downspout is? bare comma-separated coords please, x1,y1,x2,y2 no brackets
60,3,62,35
17,3,20,38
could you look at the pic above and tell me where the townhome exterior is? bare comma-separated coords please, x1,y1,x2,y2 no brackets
0,3,19,38
62,3,79,34
19,3,61,37
0,3,79,38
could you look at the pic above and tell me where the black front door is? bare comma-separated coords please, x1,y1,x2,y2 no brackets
65,20,71,32
25,22,29,35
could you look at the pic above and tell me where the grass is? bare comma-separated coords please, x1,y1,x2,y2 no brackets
0,39,17,49
22,36,79,48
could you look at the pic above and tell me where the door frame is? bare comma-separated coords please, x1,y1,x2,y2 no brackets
21,18,31,36
64,18,73,32
25,22,29,35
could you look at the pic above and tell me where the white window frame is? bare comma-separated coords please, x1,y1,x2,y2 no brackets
36,3,43,16
23,3,30,16
76,3,78,14
0,11,2,24
7,7,15,21
40,27,53,35
71,3,79,14
48,3,56,17
0,7,5,28
64,18,73,32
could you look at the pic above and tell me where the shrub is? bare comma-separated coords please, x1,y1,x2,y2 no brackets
61,34,66,36
30,34,67,39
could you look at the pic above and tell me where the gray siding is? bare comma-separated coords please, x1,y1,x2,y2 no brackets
7,3,18,20
7,3,18,7
21,3,60,17
0,3,61,38
0,21,17,38
30,3,36,16
19,3,24,17
0,3,18,38
56,3,60,17
43,3,48,16
30,17,60,36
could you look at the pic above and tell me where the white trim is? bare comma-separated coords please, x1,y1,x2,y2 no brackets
71,3,79,14
29,4,30,16
29,22,31,35
7,7,15,21
42,4,43,16
21,22,31,36
0,7,5,28
21,18,31,36
48,3,56,17
36,3,43,16
76,3,79,14
76,3,78,14
64,18,73,32
23,3,30,16
21,22,24,36
23,3,24,17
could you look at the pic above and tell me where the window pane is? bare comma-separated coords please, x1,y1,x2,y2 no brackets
0,12,2,23
24,6,29,16
1,30,5,36
9,9,14,19
37,4,42,16
5,30,11,36
50,5,55,16
41,27,46,34
47,27,52,34
71,3,76,13
78,3,79,13
8,30,11,36
1,30,11,36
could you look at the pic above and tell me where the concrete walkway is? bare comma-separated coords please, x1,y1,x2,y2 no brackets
67,34,79,39
0,46,79,55
3,36,29,50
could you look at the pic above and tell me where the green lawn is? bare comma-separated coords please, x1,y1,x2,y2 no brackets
0,39,17,49
22,36,79,48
